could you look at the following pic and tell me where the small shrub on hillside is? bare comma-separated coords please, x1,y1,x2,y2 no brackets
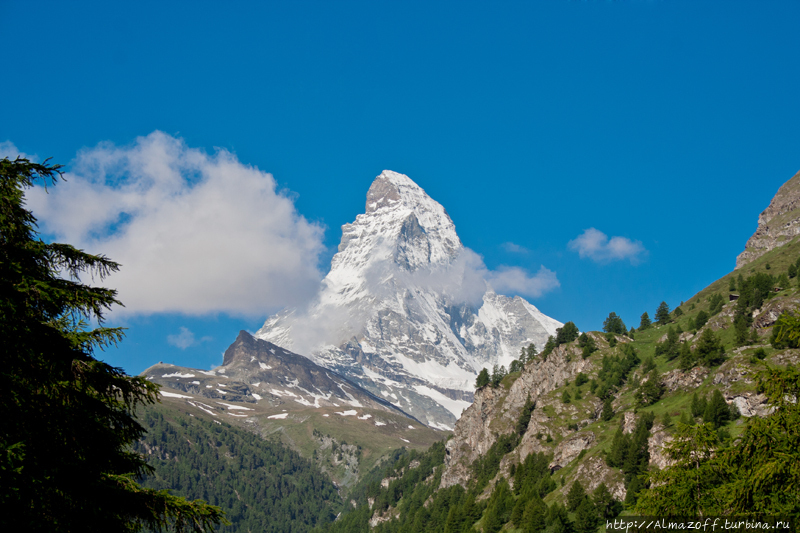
562,390,572,404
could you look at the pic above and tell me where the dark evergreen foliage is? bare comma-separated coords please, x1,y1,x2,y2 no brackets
555,321,580,346
707,293,725,316
541,336,557,359
694,309,709,329
135,405,341,532
654,325,681,361
0,158,225,532
578,333,597,359
475,368,490,389
635,369,665,406
566,481,587,512
655,301,671,325
694,328,726,367
638,365,800,517
603,312,627,335
516,396,536,436
491,364,507,387
639,312,651,330
691,392,708,419
702,390,731,429
601,397,614,421
594,344,640,400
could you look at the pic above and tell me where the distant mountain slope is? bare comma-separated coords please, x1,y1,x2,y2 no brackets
134,403,341,533
737,168,800,269
142,331,445,491
257,170,561,429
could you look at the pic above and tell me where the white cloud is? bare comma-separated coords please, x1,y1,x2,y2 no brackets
25,131,325,315
0,141,36,161
568,228,646,264
370,248,558,304
501,242,528,254
167,327,197,349
277,248,560,356
486,265,560,297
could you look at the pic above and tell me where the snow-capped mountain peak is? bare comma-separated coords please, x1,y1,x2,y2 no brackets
257,170,561,429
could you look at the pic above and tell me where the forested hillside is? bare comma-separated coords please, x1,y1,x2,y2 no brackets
319,236,800,532
134,404,343,533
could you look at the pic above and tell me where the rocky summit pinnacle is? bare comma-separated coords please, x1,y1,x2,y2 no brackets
736,169,800,269
256,170,562,430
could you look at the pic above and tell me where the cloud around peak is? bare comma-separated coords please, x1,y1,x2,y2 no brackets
568,228,647,264
24,131,326,316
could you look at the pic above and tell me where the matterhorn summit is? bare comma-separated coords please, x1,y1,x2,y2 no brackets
256,171,561,429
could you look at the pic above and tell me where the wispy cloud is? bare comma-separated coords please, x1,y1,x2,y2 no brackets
0,141,36,161
25,131,326,316
167,327,212,349
486,265,560,297
501,242,529,254
282,248,560,356
568,228,646,264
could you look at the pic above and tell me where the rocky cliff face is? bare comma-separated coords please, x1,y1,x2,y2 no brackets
736,169,800,269
441,338,600,489
256,171,561,429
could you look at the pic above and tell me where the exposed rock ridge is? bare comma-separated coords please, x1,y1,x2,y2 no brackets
736,169,800,269
440,339,597,489
146,331,415,419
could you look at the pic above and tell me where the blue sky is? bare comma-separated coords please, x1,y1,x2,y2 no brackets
2,1,799,374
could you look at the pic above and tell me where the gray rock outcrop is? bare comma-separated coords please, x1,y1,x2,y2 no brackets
736,169,800,269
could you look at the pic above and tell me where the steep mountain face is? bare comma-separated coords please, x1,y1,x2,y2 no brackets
144,331,413,418
736,169,800,269
256,171,562,429
142,331,445,490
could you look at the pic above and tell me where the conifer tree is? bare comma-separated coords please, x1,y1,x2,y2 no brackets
655,301,671,325
0,158,225,531
694,309,708,329
601,397,614,422
526,343,539,362
522,496,547,533
574,497,599,533
703,390,730,429
566,481,587,512
603,312,627,334
476,368,490,389
516,396,536,436
555,321,580,345
639,311,651,330
592,482,620,520
678,340,694,371
695,328,726,367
